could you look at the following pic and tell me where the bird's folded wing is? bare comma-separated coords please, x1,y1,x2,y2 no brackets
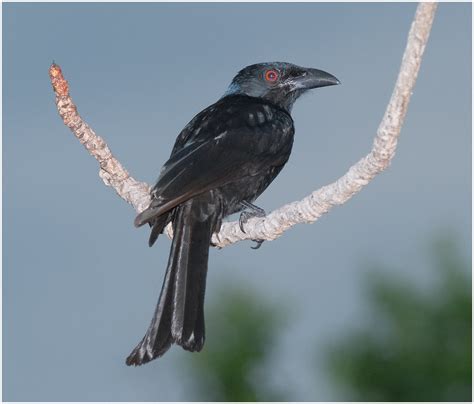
135,123,290,227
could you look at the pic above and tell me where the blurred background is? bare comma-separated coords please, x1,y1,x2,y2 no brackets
3,2,471,401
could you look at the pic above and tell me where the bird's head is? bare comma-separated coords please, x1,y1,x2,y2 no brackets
225,62,340,112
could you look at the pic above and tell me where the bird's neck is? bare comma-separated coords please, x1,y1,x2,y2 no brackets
222,87,299,114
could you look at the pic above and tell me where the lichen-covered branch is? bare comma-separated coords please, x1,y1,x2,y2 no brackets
50,2,437,248
212,2,437,247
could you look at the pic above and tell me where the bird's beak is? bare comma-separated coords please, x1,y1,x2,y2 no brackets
294,68,340,90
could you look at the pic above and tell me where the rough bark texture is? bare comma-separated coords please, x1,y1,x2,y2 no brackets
50,2,437,248
49,64,151,214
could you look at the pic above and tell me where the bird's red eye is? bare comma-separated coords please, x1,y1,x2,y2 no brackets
265,69,279,83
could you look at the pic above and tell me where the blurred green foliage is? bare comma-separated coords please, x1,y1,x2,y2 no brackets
182,237,470,401
187,286,288,401
326,237,472,401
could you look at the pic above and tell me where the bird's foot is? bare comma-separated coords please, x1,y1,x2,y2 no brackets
210,240,223,250
250,239,265,250
239,201,266,233
239,201,266,249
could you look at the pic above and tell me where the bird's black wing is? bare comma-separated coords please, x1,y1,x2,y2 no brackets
135,95,294,227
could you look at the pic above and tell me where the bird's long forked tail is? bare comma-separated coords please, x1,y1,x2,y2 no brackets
126,196,219,366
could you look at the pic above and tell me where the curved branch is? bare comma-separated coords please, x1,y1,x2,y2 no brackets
50,2,437,248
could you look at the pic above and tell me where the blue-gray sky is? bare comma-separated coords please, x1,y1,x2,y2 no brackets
3,2,471,401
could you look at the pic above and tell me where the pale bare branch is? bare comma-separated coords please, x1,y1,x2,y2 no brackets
50,2,437,248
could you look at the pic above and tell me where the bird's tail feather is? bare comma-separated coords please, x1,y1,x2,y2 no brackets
126,196,218,366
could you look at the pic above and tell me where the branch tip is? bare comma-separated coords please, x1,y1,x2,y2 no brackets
49,62,69,96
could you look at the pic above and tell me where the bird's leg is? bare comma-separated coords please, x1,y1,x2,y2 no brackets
239,201,266,249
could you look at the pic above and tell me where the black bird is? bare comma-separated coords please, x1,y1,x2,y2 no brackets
126,62,339,366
